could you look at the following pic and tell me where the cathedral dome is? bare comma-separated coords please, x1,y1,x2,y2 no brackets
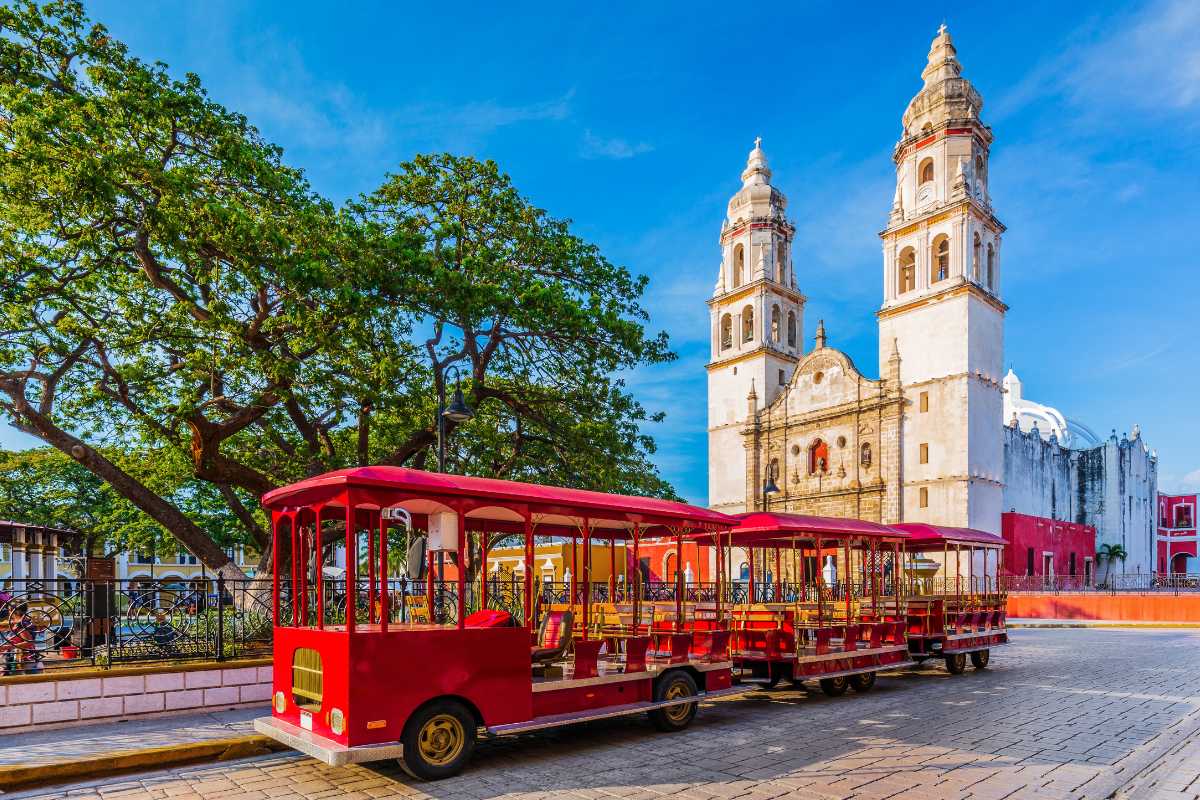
901,25,984,137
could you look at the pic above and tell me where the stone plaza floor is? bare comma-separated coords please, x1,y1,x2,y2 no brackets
12,628,1200,800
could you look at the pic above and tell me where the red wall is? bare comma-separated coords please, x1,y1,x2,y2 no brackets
1001,512,1095,577
1008,593,1200,622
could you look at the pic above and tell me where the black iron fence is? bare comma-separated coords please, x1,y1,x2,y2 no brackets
1000,573,1200,594
0,577,273,675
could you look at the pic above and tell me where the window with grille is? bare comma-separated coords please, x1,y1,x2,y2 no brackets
292,648,323,712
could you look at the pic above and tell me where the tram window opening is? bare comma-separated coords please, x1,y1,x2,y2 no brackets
292,647,323,712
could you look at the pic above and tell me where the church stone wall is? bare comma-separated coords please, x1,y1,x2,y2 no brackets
1004,426,1158,573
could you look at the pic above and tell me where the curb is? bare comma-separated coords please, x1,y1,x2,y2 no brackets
0,734,287,791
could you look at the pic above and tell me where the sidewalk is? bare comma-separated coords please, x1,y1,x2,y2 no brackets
0,708,283,790
1009,617,1200,628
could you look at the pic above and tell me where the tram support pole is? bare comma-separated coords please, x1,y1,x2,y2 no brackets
523,516,534,632
344,497,355,635
480,531,489,613
632,524,642,632
675,530,684,632
456,509,467,629
314,506,326,630
271,512,281,627
582,520,591,641
748,547,756,604
378,511,389,633
366,509,375,624
774,549,782,602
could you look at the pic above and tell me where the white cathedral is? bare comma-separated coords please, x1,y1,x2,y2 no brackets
704,26,1158,572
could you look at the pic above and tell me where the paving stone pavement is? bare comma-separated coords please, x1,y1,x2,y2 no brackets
0,709,260,767
9,628,1200,800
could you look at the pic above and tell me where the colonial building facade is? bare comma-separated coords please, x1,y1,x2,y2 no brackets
705,26,1158,572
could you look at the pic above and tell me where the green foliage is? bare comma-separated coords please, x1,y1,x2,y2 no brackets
0,3,680,573
0,446,253,559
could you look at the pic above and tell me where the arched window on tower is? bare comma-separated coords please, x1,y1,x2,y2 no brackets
742,305,754,343
898,247,916,294
786,311,797,347
972,233,982,281
720,314,733,351
919,157,934,185
771,305,781,343
808,439,829,475
931,234,950,283
732,243,745,288
975,154,986,187
775,241,786,283
986,243,995,291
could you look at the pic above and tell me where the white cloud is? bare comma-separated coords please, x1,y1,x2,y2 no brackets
1162,467,1200,493
580,130,654,160
993,0,1200,121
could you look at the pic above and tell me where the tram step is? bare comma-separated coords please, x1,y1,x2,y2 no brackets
485,685,748,736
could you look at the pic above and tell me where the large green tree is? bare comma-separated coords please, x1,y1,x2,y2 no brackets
0,2,678,578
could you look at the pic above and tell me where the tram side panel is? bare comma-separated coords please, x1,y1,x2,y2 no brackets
346,627,532,747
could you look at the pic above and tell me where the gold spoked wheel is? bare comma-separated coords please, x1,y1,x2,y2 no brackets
663,681,694,724
650,671,699,732
417,714,465,766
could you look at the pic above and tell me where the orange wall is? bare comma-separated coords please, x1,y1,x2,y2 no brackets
1008,593,1200,622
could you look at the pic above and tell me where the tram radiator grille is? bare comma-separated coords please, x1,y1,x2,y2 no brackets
291,647,323,711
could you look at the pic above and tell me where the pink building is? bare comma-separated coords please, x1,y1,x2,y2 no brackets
1157,493,1197,574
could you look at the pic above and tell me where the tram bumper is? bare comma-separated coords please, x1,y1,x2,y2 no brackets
254,716,405,767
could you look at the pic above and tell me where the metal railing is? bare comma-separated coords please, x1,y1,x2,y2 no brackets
1000,573,1200,595
0,577,273,675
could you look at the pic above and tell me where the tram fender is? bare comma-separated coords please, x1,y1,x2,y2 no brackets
654,665,705,693
405,694,485,731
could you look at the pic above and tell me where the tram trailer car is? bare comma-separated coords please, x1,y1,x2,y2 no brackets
894,523,1009,673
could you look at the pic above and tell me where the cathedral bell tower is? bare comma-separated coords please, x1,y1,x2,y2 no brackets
707,139,805,512
877,26,1006,532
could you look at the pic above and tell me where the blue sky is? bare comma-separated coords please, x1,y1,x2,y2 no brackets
5,1,1199,504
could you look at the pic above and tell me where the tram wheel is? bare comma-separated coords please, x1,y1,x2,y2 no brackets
398,699,476,781
650,671,699,732
970,649,990,670
849,672,876,693
944,653,967,675
819,676,849,697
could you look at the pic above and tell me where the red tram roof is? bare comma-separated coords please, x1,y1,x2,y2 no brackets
685,512,910,546
891,522,1006,550
261,466,733,537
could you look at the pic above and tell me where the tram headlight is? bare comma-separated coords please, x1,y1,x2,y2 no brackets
273,691,286,714
330,708,345,735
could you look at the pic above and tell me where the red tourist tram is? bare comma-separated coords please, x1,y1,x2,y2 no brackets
253,467,743,780
253,468,1011,780
895,523,1009,672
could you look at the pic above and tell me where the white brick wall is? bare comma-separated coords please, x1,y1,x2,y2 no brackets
0,662,273,731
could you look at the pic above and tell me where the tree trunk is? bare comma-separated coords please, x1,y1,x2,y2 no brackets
13,405,245,580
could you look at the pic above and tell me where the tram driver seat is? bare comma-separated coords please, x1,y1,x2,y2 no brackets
531,610,574,664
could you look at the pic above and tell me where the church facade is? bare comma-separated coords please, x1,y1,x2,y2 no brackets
705,27,1158,572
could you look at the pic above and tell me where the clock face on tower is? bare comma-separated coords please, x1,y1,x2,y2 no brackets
916,183,934,207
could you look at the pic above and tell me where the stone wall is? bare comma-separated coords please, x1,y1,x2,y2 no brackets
0,659,272,731
1003,425,1158,573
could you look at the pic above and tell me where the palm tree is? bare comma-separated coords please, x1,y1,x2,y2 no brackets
1096,543,1128,588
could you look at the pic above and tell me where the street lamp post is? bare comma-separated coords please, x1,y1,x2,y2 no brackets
437,364,475,472
434,365,474,582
